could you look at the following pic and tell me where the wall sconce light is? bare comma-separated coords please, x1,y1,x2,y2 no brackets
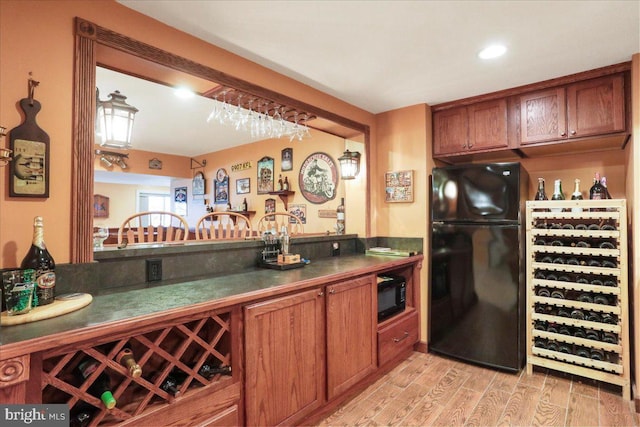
96,149,129,170
96,89,138,150
0,126,11,166
338,149,361,180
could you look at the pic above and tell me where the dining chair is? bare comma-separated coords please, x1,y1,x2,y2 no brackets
256,212,304,236
118,211,189,246
195,212,253,240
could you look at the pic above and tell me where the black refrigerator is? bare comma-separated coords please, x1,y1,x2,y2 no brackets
429,162,528,372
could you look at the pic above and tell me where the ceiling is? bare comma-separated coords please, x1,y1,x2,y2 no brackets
100,1,639,185
119,0,639,113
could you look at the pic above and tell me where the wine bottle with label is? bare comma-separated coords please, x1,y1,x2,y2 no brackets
277,174,283,191
550,179,565,212
336,197,345,235
77,360,116,409
571,178,583,212
534,178,548,201
282,176,289,191
241,198,248,212
20,216,56,305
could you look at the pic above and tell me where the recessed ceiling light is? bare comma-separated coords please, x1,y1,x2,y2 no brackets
174,87,195,99
478,44,507,59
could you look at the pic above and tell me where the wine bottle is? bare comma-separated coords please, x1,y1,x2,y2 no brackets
601,223,616,231
558,325,571,336
546,273,558,281
547,323,559,334
590,348,605,361
116,348,142,378
601,313,616,324
20,216,56,305
550,289,564,299
534,238,546,246
558,342,572,354
241,198,248,212
573,328,586,339
536,287,551,298
575,346,590,358
575,276,589,285
577,293,593,303
599,241,615,249
587,224,600,230
550,240,564,246
534,178,548,200
570,309,585,320
549,223,562,229
198,364,232,379
585,311,602,323
534,338,547,349
282,176,289,191
589,172,605,200
566,257,580,266
593,294,610,305
540,255,553,264
575,223,588,230
550,179,564,212
601,260,617,269
571,178,583,212
574,241,590,248
77,360,116,409
546,341,559,352
558,307,571,318
534,271,546,280
552,256,565,264
603,279,617,287
561,223,574,230
336,197,345,235
590,278,604,287
602,332,617,344
585,329,600,341
600,176,612,199
70,403,95,427
534,321,547,331
160,372,184,397
277,174,283,191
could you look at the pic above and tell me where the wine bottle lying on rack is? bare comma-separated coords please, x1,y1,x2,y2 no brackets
76,360,117,409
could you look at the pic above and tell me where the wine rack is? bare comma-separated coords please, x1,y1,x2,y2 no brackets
40,309,236,426
525,199,630,400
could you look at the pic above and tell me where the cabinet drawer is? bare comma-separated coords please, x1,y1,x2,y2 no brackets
378,310,419,366
197,404,239,427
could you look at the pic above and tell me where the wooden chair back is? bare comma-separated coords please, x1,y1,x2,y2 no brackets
195,212,253,240
118,211,189,245
256,212,304,236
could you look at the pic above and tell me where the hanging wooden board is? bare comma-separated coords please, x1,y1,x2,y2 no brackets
9,98,50,198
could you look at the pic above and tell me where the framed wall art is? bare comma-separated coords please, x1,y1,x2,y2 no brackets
214,168,229,205
298,152,338,204
281,148,293,171
174,186,187,216
93,194,109,218
257,156,274,194
192,171,205,200
288,203,307,224
265,198,276,220
385,170,414,203
236,177,250,194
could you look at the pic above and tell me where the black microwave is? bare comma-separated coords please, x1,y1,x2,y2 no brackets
377,274,406,321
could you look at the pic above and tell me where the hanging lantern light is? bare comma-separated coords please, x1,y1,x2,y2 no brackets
96,89,138,149
338,149,361,180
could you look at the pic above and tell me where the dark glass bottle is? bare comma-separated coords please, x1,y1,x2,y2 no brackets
577,293,593,303
546,341,559,352
575,346,590,358
116,348,142,378
593,294,610,305
573,328,586,339
282,176,289,191
534,238,546,246
536,287,551,298
601,223,616,231
550,239,564,246
585,329,600,341
558,325,571,336
585,311,602,323
558,307,571,318
587,224,601,230
575,276,589,285
590,278,604,287
599,241,615,249
70,403,94,427
241,198,248,212
603,279,617,287
20,216,56,305
551,179,565,201
547,323,559,334
535,178,548,200
558,342,572,354
77,360,116,409
575,223,588,230
602,332,617,344
590,348,605,361
601,260,617,269
570,309,585,320
160,371,184,397
600,176,612,199
601,313,616,324
534,338,547,349
198,364,232,379
589,172,605,200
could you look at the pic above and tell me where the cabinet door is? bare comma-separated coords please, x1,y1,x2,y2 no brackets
244,288,325,426
433,106,468,155
520,87,566,144
468,98,509,151
567,74,625,138
326,276,377,400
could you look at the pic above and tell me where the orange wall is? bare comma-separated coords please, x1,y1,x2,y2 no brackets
0,0,375,267
93,182,170,229
374,104,434,342
94,147,191,179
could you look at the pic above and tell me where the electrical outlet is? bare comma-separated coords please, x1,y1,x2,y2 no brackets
331,242,340,256
146,259,162,282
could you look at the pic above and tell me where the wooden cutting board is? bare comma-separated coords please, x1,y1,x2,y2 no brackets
1,293,92,326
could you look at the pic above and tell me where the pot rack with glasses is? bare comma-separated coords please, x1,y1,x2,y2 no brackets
203,86,316,142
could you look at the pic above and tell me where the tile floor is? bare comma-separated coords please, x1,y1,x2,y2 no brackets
318,351,638,426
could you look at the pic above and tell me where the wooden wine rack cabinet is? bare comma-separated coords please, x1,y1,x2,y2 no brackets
40,308,238,426
525,199,630,400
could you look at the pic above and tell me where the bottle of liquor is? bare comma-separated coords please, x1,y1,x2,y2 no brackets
116,348,142,378
159,371,185,397
534,178,548,200
589,172,606,200
336,197,345,235
282,176,289,191
601,313,616,324
603,278,617,287
571,178,583,212
550,179,565,212
198,364,232,379
241,198,248,212
277,174,283,191
21,216,56,306
77,360,116,409
600,176,612,199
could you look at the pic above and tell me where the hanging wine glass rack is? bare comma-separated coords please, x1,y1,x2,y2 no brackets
40,308,237,426
525,199,630,400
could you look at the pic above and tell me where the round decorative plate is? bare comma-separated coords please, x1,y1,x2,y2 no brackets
298,152,338,204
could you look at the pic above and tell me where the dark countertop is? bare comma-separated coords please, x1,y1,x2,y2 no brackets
0,254,422,358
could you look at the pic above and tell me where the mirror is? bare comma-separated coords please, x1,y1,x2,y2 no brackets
73,18,370,262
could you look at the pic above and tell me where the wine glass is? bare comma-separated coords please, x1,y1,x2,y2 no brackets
93,227,109,249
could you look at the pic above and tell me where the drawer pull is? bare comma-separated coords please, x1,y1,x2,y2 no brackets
328,289,336,294
393,332,409,343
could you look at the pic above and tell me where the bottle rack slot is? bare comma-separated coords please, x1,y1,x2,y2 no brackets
526,199,630,400
41,311,235,426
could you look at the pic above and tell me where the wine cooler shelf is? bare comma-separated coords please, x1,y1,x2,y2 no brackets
40,309,236,426
525,199,630,400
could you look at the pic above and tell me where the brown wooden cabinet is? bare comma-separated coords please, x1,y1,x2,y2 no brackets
326,275,376,400
520,74,625,145
244,288,326,426
433,99,508,156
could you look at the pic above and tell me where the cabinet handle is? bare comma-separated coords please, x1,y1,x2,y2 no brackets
318,291,324,296
560,131,567,137
468,143,473,148
393,332,409,343
328,289,336,294
462,144,467,149
570,130,577,135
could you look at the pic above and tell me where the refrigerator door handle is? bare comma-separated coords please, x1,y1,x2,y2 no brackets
432,221,444,226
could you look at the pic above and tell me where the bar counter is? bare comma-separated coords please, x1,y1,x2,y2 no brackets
0,254,423,359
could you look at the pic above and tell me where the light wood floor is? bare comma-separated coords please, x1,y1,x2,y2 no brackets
318,351,638,426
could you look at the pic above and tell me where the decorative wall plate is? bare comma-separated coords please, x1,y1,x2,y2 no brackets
216,168,228,182
298,152,338,204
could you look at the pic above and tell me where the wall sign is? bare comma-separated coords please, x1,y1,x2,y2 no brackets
281,148,293,171
385,170,414,203
298,152,338,204
257,156,274,194
192,171,205,200
93,194,109,218
231,161,252,172
214,168,229,205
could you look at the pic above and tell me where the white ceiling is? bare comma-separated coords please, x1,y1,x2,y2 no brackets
119,0,640,113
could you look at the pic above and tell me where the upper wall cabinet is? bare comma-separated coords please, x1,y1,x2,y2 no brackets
433,99,508,156
520,74,625,145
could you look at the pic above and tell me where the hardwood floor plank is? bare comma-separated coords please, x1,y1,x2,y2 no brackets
461,364,498,393
424,367,471,405
389,353,435,388
571,376,599,398
541,375,572,409
399,398,445,426
465,388,511,427
489,370,521,394
431,386,482,426
518,367,547,389
371,382,431,426
531,400,567,427
566,393,599,427
598,389,637,427
497,384,543,426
